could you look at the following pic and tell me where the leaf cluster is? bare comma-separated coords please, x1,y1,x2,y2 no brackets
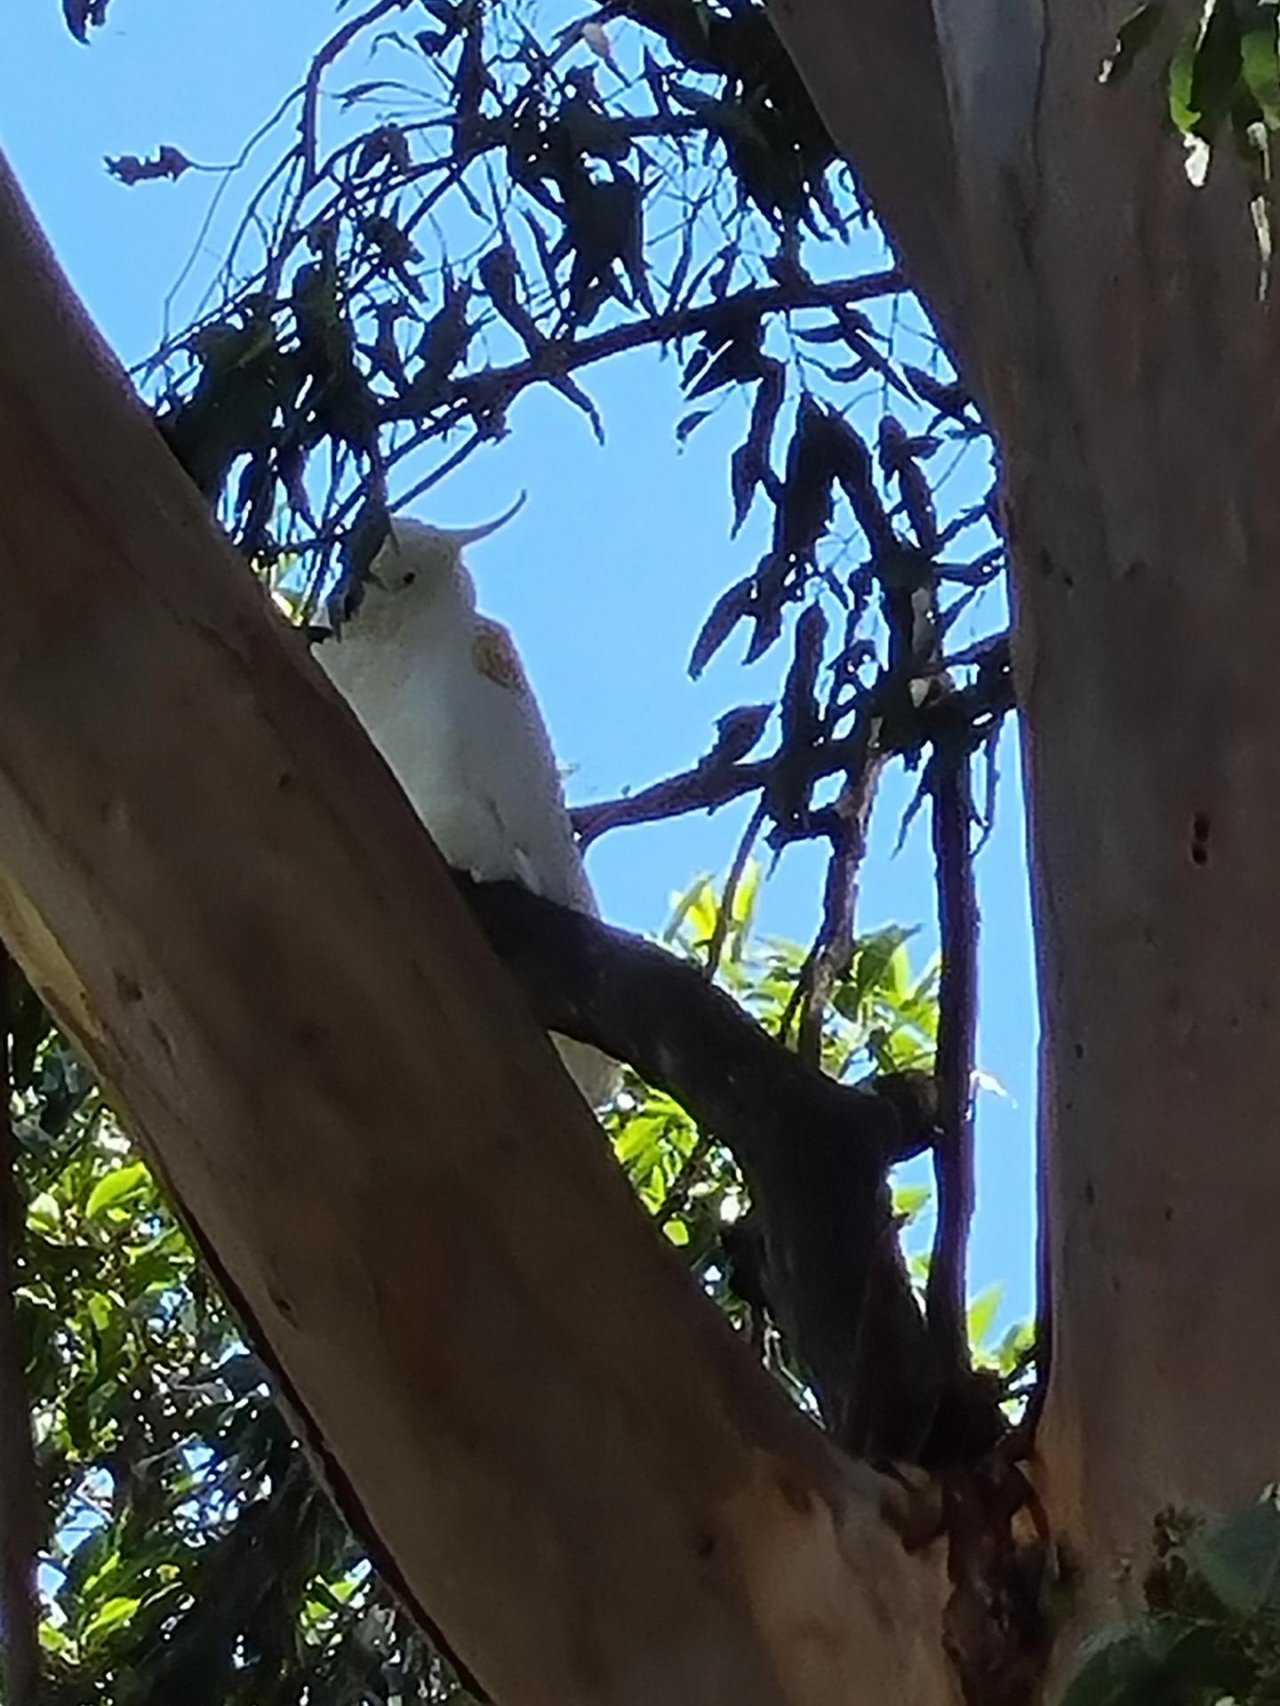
7,966,461,1705
1103,1,1280,288
1064,1492,1280,1706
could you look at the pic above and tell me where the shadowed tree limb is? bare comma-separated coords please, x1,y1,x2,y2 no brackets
459,874,1003,1460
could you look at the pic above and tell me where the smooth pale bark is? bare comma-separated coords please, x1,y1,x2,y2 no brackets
0,156,955,1703
947,0,1280,1613
774,0,1280,1651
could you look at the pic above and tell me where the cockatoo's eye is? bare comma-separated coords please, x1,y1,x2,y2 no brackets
402,571,417,587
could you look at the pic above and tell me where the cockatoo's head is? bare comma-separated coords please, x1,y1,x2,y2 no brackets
326,497,524,639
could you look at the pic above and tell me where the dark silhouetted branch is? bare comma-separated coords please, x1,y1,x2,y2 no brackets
458,874,957,1457
383,271,904,425
925,752,979,1370
572,643,1015,847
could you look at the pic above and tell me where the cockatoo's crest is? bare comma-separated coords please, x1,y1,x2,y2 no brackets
328,495,525,638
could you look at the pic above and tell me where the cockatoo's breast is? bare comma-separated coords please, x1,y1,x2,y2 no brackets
317,607,596,914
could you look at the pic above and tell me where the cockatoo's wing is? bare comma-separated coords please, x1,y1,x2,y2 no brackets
462,618,600,913
448,621,621,1105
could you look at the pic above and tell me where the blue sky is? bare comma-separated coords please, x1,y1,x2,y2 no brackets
3,0,1037,1327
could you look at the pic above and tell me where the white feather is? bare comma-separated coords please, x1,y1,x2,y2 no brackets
317,516,620,1110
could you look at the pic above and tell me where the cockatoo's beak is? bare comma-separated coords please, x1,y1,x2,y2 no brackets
444,491,527,548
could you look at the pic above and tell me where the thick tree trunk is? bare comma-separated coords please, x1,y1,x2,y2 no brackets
0,156,954,1703
954,0,1280,1615
775,0,1280,1663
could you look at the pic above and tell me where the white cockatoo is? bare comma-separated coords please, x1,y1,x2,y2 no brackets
315,507,620,1111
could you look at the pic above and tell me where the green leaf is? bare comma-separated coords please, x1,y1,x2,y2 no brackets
81,1594,142,1647
730,860,761,931
994,1320,1036,1375
966,1284,1004,1348
1190,1494,1280,1614
892,1183,931,1226
684,882,720,946
662,874,715,945
85,1162,151,1220
1060,1618,1207,1706
1170,8,1211,133
27,1191,61,1236
1173,0,1245,143
86,1291,116,1335
1240,0,1280,121
614,1116,666,1172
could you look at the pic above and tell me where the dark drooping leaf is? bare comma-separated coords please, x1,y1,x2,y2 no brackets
1240,0,1280,126
773,395,835,568
699,703,772,765
730,360,785,534
106,146,192,186
684,304,768,401
689,575,755,679
63,0,110,42
158,317,300,504
767,603,826,830
1169,0,1242,141
563,170,653,327
879,414,939,555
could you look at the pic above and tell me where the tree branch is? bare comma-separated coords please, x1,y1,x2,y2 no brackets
457,874,957,1458
458,875,936,1170
572,646,1015,846
382,271,904,424
299,0,414,192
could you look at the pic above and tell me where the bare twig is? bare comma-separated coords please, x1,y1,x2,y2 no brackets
0,952,40,1706
653,1129,715,1230
573,753,771,845
795,745,885,1065
299,0,415,193
703,798,766,981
